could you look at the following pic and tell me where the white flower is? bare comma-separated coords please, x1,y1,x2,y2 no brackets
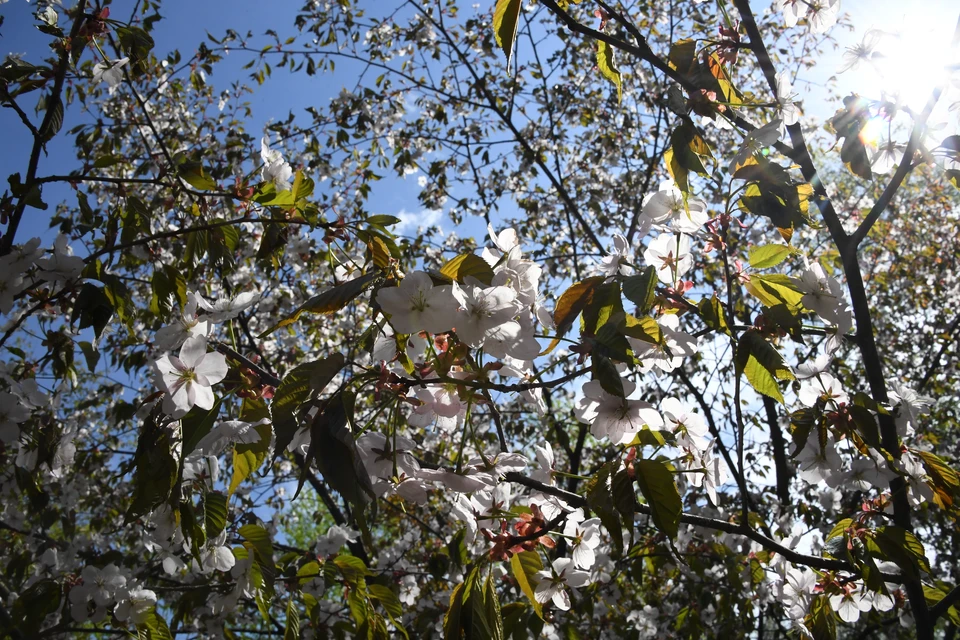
316,524,359,556
596,234,632,276
0,393,30,444
260,136,293,190
534,557,591,610
451,281,539,359
829,590,871,623
798,373,848,408
684,443,728,504
0,271,24,315
376,272,456,334
113,588,157,624
92,57,129,89
576,379,664,445
870,137,904,174
416,467,494,493
795,262,851,330
793,432,842,485
196,291,261,324
776,72,800,127
200,544,236,573
642,182,709,233
806,0,840,34
153,335,228,416
630,313,698,373
563,510,602,569
36,234,84,282
357,431,420,479
154,291,210,352
730,120,783,172
661,397,708,450
531,441,556,485
776,0,805,27
839,30,885,73
70,564,126,608
643,232,694,286
192,419,268,457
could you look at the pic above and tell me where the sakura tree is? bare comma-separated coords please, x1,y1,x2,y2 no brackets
1,0,959,639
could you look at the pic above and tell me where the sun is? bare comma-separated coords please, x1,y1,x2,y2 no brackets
836,8,960,115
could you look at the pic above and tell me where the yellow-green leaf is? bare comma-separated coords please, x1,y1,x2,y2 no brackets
510,552,543,619
438,253,495,285
493,0,523,68
597,41,622,103
735,329,795,403
178,161,219,191
749,244,798,270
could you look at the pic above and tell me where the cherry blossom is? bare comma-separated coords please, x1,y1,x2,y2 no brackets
375,271,456,334
576,379,664,444
596,234,632,276
196,290,261,323
730,120,783,172
92,57,129,89
260,135,293,190
838,29,885,73
154,291,210,352
643,232,694,285
775,71,800,127
153,335,228,416
563,509,603,569
535,557,591,610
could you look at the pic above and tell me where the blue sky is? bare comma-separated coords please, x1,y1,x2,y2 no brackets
0,0,457,248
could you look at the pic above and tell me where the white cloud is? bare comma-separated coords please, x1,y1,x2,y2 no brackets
394,208,442,235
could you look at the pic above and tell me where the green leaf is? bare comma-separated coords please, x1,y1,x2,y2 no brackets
9,579,61,636
137,610,173,640
597,41,622,103
39,97,63,143
203,492,229,539
872,526,931,577
592,354,624,398
585,462,623,554
439,252,495,286
746,273,804,309
125,406,179,523
634,459,682,540
240,524,275,594
333,554,369,584
805,595,836,640
749,244,797,270
735,329,795,403
261,272,376,336
302,391,376,508
230,418,273,495
830,95,873,180
72,283,114,340
493,0,523,68
622,266,658,314
510,551,543,619
270,353,345,461
618,313,661,345
367,214,402,228
178,161,219,191
668,38,697,75
283,596,300,640
180,399,224,456
369,584,403,620
443,581,466,640
698,295,729,336
581,281,623,337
